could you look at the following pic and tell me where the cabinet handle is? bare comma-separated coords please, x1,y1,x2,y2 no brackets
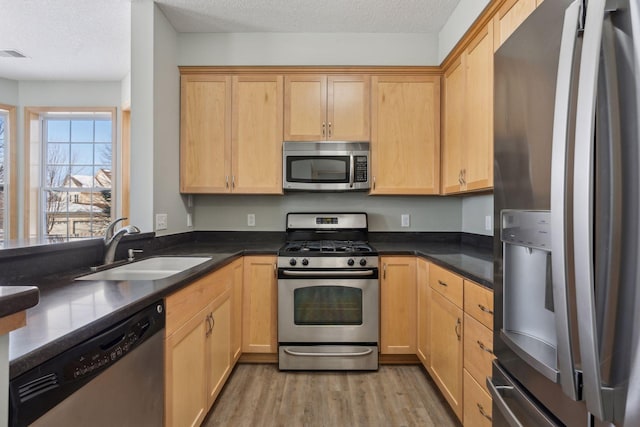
273,263,277,278
462,168,467,185
328,122,332,138
232,176,235,189
477,403,492,422
478,304,494,315
437,280,448,287
211,313,215,330
322,122,326,137
373,177,376,190
225,176,229,189
455,318,461,341
477,340,494,355
383,263,387,279
205,313,213,337
458,170,463,185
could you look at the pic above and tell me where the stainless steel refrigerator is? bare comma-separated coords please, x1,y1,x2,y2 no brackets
492,0,640,425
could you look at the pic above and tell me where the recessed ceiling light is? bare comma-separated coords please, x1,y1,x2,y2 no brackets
0,49,28,58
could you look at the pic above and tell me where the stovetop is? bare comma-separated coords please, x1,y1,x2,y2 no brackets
280,240,376,255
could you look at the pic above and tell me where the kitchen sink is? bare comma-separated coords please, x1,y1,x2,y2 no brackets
76,256,212,281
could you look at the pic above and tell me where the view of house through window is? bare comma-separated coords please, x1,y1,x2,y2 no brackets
42,113,113,239
0,110,7,242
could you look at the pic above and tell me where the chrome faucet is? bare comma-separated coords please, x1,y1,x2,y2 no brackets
103,217,140,264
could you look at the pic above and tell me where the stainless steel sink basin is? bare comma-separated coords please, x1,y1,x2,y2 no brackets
76,256,212,281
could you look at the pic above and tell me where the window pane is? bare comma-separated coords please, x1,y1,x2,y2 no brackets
47,143,70,164
71,120,93,143
94,167,111,188
94,144,111,165
69,166,93,187
94,121,111,143
45,165,69,188
47,120,70,142
70,144,93,165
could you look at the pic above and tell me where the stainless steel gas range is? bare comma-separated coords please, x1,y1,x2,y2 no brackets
277,213,379,370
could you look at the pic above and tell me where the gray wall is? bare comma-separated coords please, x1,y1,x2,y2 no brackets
194,193,462,232
438,0,491,62
461,193,493,236
0,77,18,105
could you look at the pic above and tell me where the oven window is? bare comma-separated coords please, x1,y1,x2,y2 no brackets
287,156,349,183
293,286,362,325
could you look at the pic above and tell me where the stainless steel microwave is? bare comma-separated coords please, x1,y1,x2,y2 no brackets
282,141,370,192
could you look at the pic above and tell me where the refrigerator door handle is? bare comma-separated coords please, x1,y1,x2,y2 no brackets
549,0,583,401
573,0,615,420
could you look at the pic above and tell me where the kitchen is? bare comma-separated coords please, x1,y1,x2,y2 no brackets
0,0,638,426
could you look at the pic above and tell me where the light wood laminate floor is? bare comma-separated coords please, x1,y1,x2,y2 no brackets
203,364,460,427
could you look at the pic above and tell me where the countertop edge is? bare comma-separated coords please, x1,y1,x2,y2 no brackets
0,286,40,319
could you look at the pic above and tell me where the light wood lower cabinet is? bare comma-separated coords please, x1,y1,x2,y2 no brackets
165,267,234,427
429,287,464,420
464,369,493,427
242,255,278,354
416,258,430,366
230,258,244,362
380,256,417,354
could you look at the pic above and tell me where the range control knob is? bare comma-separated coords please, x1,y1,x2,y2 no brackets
289,258,297,266
347,258,355,266
301,259,309,266
359,258,367,266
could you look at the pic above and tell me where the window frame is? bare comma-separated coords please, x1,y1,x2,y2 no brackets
0,104,17,241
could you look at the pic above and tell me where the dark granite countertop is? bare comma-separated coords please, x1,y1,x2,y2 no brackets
8,232,493,379
0,286,40,318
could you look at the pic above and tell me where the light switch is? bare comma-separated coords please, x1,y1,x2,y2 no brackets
248,214,256,227
155,213,167,230
401,214,410,228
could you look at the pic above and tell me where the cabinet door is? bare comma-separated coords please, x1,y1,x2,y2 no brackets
327,75,370,141
230,258,244,363
207,289,232,408
463,313,495,395
380,257,417,354
430,289,463,420
180,75,231,193
165,307,209,427
464,24,494,191
232,75,284,194
493,0,539,50
371,75,440,195
284,75,327,141
416,259,431,366
441,57,465,194
242,256,278,353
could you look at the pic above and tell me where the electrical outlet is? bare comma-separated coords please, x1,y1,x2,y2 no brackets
155,213,168,230
401,214,410,228
187,213,193,228
247,213,256,227
485,215,492,231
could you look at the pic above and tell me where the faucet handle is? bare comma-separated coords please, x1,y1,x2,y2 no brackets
128,249,143,262
105,217,127,241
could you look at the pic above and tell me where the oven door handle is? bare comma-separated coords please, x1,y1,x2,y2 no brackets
281,269,375,277
349,154,355,188
283,348,374,358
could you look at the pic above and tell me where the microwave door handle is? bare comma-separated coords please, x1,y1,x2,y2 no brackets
349,155,355,188
549,0,582,401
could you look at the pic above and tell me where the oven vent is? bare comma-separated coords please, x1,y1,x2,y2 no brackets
0,49,27,58
17,373,59,402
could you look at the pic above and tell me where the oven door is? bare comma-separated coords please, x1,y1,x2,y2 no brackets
278,278,379,344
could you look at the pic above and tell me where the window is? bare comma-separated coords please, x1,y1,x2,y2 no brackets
0,110,7,242
41,113,114,239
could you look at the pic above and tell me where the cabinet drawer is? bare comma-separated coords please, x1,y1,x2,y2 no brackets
429,264,463,308
463,369,493,427
166,268,230,336
463,313,495,394
464,280,494,329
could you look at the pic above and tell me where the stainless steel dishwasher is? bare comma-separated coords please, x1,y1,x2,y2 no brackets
9,301,165,427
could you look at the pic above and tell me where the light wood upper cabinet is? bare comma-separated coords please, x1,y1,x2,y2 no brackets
380,256,417,354
180,75,231,193
242,255,278,354
441,24,494,194
493,0,540,50
180,73,283,194
231,75,284,194
284,74,370,141
371,75,440,195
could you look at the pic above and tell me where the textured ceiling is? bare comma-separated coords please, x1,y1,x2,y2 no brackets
0,0,130,81
156,0,461,33
0,0,460,81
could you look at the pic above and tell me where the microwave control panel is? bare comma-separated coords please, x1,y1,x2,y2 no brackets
355,156,368,182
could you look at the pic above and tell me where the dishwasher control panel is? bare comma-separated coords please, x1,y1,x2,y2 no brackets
9,301,165,427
